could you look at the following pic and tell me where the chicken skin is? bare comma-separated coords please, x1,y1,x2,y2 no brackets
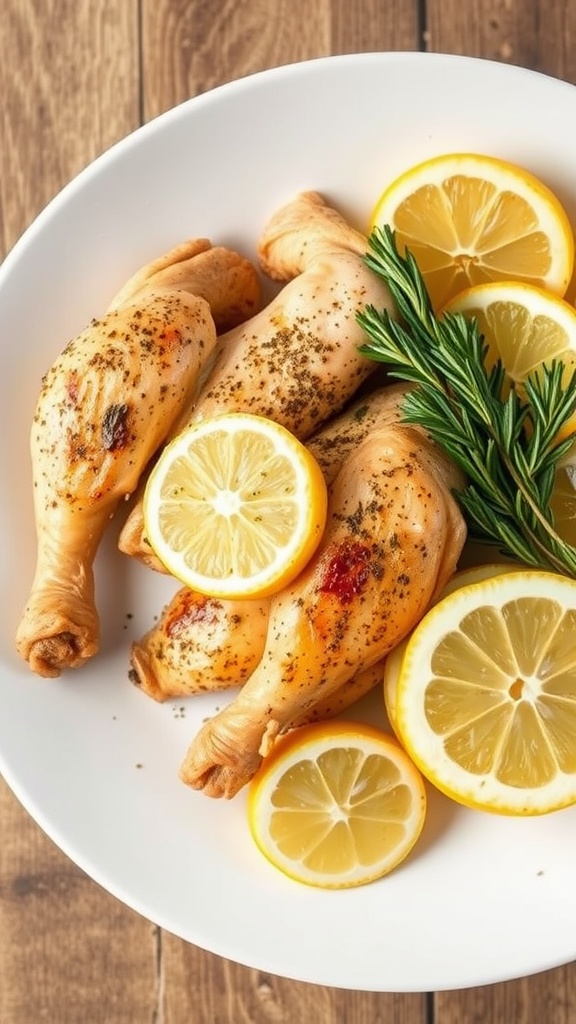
130,591,271,702
118,191,394,568
179,422,467,798
15,241,260,678
291,661,387,727
129,383,409,702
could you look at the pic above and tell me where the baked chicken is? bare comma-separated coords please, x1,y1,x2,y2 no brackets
16,240,260,678
130,383,408,702
130,591,271,702
118,190,395,568
179,421,467,797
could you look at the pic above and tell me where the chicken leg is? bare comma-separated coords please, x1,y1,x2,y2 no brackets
118,191,394,568
129,382,409,701
179,422,466,797
16,241,260,678
130,591,271,702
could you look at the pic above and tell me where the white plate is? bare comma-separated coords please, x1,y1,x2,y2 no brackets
1,51,576,993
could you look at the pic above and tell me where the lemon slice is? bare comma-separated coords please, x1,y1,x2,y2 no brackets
371,152,574,309
143,413,328,598
384,563,518,739
393,570,576,815
248,721,427,888
444,280,576,389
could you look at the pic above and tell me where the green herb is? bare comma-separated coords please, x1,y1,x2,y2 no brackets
357,224,576,577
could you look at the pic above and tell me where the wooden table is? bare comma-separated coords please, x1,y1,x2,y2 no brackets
2,1,576,1020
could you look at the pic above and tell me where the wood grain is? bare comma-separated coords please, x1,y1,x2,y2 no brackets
435,968,576,1024
0,778,159,1023
160,930,426,1023
0,0,139,255
141,0,421,118
0,3,153,1022
423,3,576,1021
1,0,576,1021
426,0,576,82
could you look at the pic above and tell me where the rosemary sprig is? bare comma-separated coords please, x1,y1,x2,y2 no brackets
357,224,576,577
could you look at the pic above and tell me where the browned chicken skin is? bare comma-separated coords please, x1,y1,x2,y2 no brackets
130,384,409,702
15,241,260,678
118,191,394,568
130,591,271,702
179,423,466,798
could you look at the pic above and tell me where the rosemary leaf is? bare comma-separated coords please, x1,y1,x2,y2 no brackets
357,225,576,578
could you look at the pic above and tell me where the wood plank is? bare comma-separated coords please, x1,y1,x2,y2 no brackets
436,968,576,1024
424,5,576,1022
0,3,158,1023
329,0,423,55
161,930,426,1023
141,0,422,117
0,779,159,1024
425,0,576,84
141,3,427,1020
0,0,140,255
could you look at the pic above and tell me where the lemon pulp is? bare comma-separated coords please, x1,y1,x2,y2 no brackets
157,427,305,579
248,722,427,887
395,571,576,814
425,595,576,788
371,153,574,308
268,747,415,873
143,412,327,598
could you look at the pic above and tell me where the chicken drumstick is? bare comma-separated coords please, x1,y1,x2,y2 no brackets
16,241,260,678
180,422,466,797
130,383,408,702
118,191,394,568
